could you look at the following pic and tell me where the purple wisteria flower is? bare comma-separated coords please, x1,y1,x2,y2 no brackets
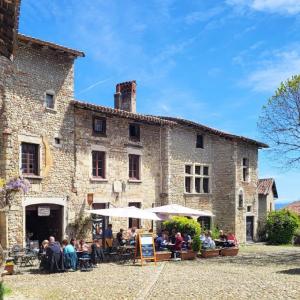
6,177,30,193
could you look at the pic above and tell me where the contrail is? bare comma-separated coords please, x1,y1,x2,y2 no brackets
77,78,111,95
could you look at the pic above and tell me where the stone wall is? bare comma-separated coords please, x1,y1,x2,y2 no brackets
73,108,164,233
1,43,76,246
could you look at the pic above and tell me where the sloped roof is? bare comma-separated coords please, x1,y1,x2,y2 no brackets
284,201,300,216
72,100,176,126
159,116,268,148
18,34,85,57
258,178,278,198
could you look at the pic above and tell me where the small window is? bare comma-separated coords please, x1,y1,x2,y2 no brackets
129,154,140,180
45,93,54,109
54,138,61,145
195,165,201,175
242,158,249,181
196,134,204,148
247,205,252,212
92,151,105,178
129,124,140,141
184,164,210,194
93,117,106,135
21,143,39,175
238,191,243,208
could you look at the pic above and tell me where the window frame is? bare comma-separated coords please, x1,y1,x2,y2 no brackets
128,154,140,180
238,191,244,208
196,134,204,149
184,163,211,194
45,91,55,110
93,116,106,136
21,142,39,176
242,158,250,182
129,123,140,142
92,150,106,179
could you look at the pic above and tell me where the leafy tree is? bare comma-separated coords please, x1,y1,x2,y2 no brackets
258,75,300,167
266,209,300,244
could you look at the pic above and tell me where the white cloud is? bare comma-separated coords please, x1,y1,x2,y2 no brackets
227,0,300,15
185,6,224,25
244,49,300,92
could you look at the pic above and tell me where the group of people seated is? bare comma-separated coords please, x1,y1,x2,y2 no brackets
201,230,238,249
39,236,105,273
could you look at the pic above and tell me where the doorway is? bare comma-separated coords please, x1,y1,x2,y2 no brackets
128,202,141,228
26,204,63,243
246,216,254,242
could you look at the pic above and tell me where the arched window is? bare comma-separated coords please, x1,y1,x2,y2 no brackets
238,191,243,208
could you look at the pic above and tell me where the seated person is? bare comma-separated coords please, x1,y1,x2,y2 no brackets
225,232,238,247
200,232,206,243
91,239,105,264
215,230,228,247
202,231,216,249
172,232,183,258
62,239,77,271
45,236,64,273
39,240,49,270
183,233,192,250
155,233,168,251
128,227,137,245
78,240,90,258
170,229,176,244
116,229,126,246
70,238,78,250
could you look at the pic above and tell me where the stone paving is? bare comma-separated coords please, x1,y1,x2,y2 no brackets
4,245,300,300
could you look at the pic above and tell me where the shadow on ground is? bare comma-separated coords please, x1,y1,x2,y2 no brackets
277,268,300,275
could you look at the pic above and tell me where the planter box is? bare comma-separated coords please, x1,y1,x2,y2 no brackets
201,249,220,258
220,247,239,256
181,250,197,260
156,251,172,261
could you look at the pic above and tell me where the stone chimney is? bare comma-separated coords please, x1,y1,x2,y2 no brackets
114,81,136,113
0,0,22,60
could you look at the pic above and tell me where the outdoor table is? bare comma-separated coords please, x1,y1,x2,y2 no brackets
214,239,226,247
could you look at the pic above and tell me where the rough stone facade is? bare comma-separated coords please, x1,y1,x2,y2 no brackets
0,9,268,246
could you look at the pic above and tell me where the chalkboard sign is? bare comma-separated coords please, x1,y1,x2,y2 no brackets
135,233,156,266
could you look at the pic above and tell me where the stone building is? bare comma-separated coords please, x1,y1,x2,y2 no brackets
0,1,269,247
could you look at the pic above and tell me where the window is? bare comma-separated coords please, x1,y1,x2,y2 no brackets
197,216,211,230
93,117,106,135
128,202,141,228
54,138,61,145
196,134,204,148
247,205,252,212
129,154,140,180
129,123,140,141
184,164,210,194
45,93,54,109
21,143,39,175
242,158,249,181
92,151,105,178
238,191,243,208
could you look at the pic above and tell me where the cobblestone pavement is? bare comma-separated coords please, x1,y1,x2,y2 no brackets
4,245,300,300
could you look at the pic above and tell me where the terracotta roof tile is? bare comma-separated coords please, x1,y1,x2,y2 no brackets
18,34,85,57
284,201,300,215
72,100,176,126
258,178,278,198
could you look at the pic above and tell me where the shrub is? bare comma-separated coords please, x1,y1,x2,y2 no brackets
210,227,219,240
163,216,201,238
266,210,300,244
293,228,300,245
191,235,201,252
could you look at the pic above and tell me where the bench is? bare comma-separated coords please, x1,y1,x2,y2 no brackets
156,251,172,261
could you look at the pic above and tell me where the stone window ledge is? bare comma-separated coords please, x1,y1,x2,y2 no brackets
23,175,43,180
184,193,211,196
90,177,108,183
45,107,57,114
128,179,142,183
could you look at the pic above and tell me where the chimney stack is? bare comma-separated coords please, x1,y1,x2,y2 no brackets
114,80,136,113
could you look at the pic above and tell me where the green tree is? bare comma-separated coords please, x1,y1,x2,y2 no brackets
266,209,300,244
258,75,300,167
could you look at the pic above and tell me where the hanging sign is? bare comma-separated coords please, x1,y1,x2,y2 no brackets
38,206,50,216
135,233,156,266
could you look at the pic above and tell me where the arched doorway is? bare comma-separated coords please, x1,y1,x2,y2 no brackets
25,204,63,243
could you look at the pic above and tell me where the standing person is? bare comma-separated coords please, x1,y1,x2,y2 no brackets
104,224,113,252
46,236,64,273
91,239,105,265
172,232,183,259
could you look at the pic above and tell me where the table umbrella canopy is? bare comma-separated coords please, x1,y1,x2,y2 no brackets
86,206,164,221
147,204,214,217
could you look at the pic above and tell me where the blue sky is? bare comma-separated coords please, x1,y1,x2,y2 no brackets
19,0,300,205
